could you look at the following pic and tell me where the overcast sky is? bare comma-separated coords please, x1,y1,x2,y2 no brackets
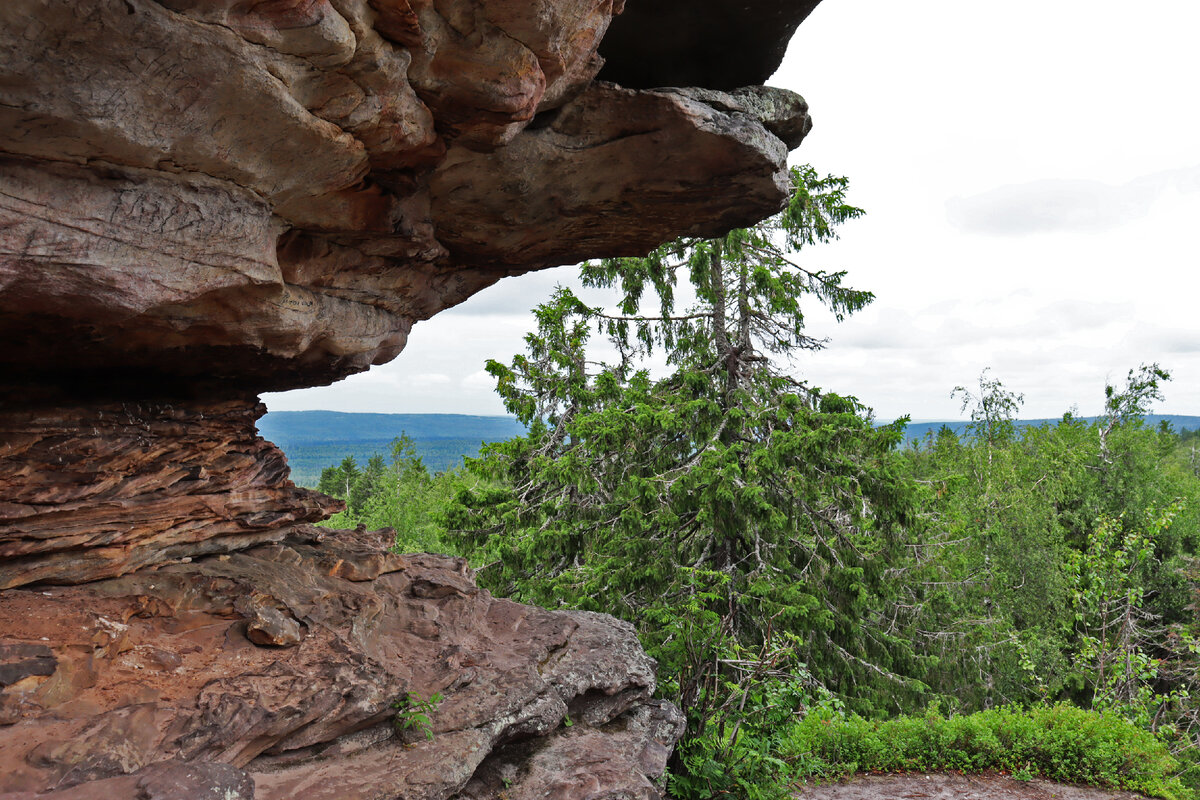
266,0,1200,422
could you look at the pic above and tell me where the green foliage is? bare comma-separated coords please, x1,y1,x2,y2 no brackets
279,438,517,487
317,435,474,556
437,153,1200,794
953,368,1025,447
304,169,1200,797
900,365,1200,782
318,455,361,508
448,166,938,795
1067,504,1184,721
785,704,1192,799
394,691,443,742
668,634,843,800
307,371,1200,795
307,344,1200,797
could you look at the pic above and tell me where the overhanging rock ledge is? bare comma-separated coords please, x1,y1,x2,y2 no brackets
0,0,822,797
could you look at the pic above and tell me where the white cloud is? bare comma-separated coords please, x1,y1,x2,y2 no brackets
946,167,1200,236
409,373,451,388
462,369,497,390
266,0,1200,423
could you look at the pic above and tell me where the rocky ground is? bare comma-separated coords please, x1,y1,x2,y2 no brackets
0,526,683,799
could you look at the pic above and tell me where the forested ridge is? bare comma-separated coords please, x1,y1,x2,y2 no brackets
268,412,1200,487
313,168,1200,800
259,412,526,484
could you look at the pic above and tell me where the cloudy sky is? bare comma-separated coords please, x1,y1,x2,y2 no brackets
267,0,1200,422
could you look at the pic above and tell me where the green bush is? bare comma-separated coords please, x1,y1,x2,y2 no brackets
782,703,1192,800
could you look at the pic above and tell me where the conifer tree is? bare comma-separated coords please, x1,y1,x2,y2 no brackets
450,166,926,726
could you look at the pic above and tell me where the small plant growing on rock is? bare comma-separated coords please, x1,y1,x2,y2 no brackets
394,691,443,743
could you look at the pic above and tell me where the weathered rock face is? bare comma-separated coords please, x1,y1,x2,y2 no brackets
0,0,817,586
0,400,340,590
1,0,822,796
0,0,812,397
0,529,683,799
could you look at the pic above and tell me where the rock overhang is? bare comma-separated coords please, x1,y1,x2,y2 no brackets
597,0,824,90
0,3,830,796
0,0,821,400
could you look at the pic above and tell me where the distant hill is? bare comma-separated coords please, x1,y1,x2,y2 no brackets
261,410,1200,487
896,414,1200,445
259,411,525,487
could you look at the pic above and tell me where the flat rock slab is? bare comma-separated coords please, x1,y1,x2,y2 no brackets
795,773,1152,800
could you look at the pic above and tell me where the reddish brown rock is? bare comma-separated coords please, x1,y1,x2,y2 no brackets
0,1,830,796
456,700,686,800
401,0,622,149
0,529,671,799
429,82,808,270
0,0,812,396
0,400,339,589
0,761,256,800
793,772,1156,800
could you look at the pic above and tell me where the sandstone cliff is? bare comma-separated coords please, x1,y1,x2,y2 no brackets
0,0,819,796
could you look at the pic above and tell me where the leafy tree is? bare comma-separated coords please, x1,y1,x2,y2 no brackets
902,367,1200,773
1100,364,1172,462
899,390,1078,709
449,166,928,768
349,453,387,516
1067,502,1186,721
953,368,1024,451
318,455,361,506
318,436,470,554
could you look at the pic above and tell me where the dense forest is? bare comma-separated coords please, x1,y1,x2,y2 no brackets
314,167,1200,800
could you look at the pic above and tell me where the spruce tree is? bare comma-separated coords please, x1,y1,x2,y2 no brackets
450,166,926,728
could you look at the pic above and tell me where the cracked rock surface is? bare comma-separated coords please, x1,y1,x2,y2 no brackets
0,529,677,799
0,400,341,590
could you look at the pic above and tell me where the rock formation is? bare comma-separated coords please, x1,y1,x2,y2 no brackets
0,0,819,796
0,529,685,799
0,0,812,398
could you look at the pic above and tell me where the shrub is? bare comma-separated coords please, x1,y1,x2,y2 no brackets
781,703,1193,800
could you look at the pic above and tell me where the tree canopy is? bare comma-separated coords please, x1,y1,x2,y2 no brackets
312,167,1200,799
448,167,930,769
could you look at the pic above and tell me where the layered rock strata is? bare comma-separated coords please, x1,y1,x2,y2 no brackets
0,528,684,799
0,400,339,590
0,0,812,396
0,0,815,586
1,0,822,796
